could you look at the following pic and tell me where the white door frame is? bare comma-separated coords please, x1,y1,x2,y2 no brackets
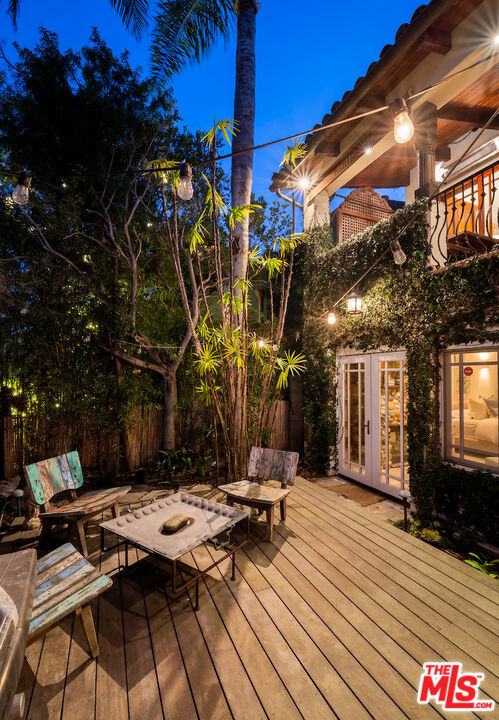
337,355,371,484
337,351,408,497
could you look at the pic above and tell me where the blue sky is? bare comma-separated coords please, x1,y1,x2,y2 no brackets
1,0,418,204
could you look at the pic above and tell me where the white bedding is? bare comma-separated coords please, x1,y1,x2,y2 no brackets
475,417,499,445
452,416,498,444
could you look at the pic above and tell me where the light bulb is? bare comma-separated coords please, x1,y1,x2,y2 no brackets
178,161,193,201
258,339,265,349
298,176,311,191
479,353,489,361
12,171,32,205
390,239,407,265
391,99,414,144
494,35,499,46
327,312,337,325
364,146,373,155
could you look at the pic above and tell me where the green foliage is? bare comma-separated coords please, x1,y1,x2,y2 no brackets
156,446,194,472
281,141,307,168
151,0,233,81
434,465,499,547
464,553,499,578
300,199,499,537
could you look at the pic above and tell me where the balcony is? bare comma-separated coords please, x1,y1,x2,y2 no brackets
429,161,498,267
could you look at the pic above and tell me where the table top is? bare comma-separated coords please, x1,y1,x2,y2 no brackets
100,492,249,561
218,480,290,505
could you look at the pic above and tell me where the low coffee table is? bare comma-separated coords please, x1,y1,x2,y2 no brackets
100,492,249,610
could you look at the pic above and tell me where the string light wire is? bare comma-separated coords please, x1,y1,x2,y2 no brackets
0,53,495,184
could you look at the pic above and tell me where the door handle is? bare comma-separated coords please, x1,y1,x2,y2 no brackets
365,420,370,435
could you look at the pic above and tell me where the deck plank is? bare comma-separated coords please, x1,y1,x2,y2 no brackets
25,618,73,720
283,506,499,702
295,479,499,599
292,482,499,617
10,479,499,720
121,550,164,720
199,543,321,720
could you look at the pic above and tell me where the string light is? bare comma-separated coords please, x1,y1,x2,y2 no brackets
327,312,337,325
12,171,31,205
0,55,493,190
390,99,414,144
390,238,407,265
178,161,193,201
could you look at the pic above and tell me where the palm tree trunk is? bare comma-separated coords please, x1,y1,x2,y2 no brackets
231,0,258,289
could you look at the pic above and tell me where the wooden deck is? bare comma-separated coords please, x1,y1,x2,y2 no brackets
7,477,499,720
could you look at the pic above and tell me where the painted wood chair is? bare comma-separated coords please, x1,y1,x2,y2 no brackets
24,451,130,557
218,447,299,542
27,542,111,658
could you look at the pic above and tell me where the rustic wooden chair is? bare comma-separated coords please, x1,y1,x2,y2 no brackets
24,451,130,558
218,447,299,542
27,542,111,658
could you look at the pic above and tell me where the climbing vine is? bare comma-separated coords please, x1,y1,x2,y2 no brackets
300,199,499,536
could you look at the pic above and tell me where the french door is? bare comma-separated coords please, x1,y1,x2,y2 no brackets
338,352,409,497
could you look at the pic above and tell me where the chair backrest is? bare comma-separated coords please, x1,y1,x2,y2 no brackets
248,447,299,487
24,451,84,506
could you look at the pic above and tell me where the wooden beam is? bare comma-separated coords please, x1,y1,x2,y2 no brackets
314,141,340,157
437,104,499,130
417,27,451,55
436,146,451,161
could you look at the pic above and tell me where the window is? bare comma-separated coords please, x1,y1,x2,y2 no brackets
444,348,499,472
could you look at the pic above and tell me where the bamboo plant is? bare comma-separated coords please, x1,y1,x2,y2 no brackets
159,121,306,482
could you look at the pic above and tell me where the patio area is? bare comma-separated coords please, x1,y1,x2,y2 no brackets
7,476,499,720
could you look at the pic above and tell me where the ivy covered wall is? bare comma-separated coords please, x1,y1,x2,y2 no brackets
299,199,499,542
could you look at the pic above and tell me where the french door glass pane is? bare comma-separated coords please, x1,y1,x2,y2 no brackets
378,359,408,490
343,361,366,475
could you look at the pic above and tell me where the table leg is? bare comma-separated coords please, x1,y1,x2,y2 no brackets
266,506,274,543
280,497,286,522
226,496,234,507
231,551,236,581
195,579,199,611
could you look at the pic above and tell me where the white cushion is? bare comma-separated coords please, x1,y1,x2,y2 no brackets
468,397,489,420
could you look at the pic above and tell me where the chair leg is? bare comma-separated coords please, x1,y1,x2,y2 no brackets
77,604,99,658
111,500,120,518
280,497,286,522
265,505,274,543
75,519,89,558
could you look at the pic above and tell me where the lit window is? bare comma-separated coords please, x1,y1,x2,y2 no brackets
444,348,499,472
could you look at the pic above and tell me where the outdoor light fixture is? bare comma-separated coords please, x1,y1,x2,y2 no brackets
12,171,32,206
297,176,311,191
327,311,337,325
390,238,407,265
178,161,193,201
257,339,265,349
494,35,499,46
347,291,362,314
364,146,373,155
390,99,414,144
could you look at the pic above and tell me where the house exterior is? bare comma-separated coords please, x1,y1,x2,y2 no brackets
270,0,498,542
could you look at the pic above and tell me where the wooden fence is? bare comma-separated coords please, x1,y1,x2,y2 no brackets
1,388,298,477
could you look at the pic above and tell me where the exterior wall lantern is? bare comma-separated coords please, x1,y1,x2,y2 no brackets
347,290,363,314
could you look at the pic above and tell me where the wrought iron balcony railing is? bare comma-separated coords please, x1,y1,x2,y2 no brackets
429,161,498,267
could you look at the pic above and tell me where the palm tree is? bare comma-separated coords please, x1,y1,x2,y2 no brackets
151,0,260,290
3,0,149,36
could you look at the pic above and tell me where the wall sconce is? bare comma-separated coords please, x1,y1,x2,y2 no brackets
347,291,363,314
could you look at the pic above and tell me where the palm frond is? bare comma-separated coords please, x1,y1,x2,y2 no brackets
202,119,237,148
151,0,234,82
227,203,261,231
110,0,150,39
280,141,307,168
